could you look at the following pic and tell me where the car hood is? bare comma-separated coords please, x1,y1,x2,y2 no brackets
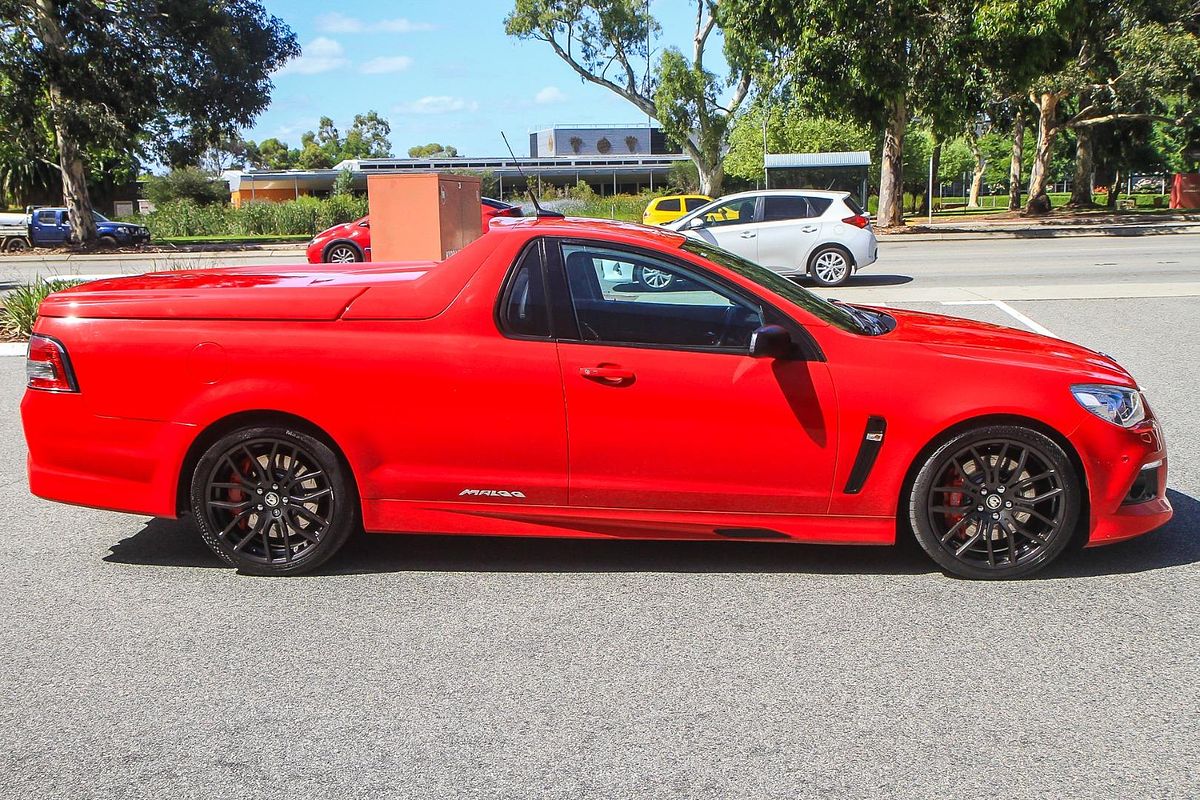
876,306,1135,386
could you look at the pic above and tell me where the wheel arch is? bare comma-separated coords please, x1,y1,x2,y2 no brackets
175,409,360,516
322,239,362,261
895,413,1091,550
807,241,856,270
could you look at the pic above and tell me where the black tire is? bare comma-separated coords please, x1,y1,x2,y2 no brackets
97,235,119,249
189,425,358,575
908,425,1081,580
3,237,28,253
634,264,675,291
324,242,362,264
808,245,852,287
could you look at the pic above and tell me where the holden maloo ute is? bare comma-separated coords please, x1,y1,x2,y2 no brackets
21,217,1170,579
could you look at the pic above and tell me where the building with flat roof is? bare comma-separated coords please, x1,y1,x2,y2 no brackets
227,124,690,205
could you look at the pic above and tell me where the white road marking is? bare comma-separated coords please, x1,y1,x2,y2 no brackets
942,300,1059,338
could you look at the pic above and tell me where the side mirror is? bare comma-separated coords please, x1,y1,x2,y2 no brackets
748,324,792,359
685,216,705,230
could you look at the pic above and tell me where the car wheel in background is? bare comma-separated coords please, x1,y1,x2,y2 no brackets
97,235,118,249
634,265,675,291
325,243,362,264
809,246,852,286
190,425,358,576
908,425,1081,580
3,238,28,253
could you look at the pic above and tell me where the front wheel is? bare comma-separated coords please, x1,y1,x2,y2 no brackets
809,246,852,286
190,426,358,575
97,235,118,249
908,425,1081,580
324,242,362,264
634,265,675,291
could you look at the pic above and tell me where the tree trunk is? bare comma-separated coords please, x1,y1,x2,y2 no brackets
876,96,906,227
1068,126,1094,207
1025,92,1061,215
696,157,724,197
34,0,97,244
1107,168,1122,210
968,137,986,208
1008,113,1024,211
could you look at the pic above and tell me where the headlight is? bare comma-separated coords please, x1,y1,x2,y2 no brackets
1071,384,1145,428
117,226,130,234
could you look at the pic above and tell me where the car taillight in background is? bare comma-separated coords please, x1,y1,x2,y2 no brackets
842,215,870,229
494,206,523,218
26,334,78,392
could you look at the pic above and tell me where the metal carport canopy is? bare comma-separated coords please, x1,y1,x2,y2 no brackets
765,151,871,169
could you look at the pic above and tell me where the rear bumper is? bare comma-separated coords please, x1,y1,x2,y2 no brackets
22,389,190,518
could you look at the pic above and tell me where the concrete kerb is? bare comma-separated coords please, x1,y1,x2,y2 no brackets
879,221,1200,241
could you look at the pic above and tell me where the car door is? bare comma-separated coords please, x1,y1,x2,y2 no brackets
552,240,838,515
683,196,761,262
754,195,825,273
30,209,61,246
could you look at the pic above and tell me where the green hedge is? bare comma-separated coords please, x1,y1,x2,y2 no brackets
124,195,369,238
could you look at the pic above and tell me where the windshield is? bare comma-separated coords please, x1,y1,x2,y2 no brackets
682,239,867,334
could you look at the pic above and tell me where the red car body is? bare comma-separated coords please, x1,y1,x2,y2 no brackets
22,218,1170,578
305,198,521,264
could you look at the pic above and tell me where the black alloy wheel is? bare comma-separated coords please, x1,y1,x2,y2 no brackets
190,426,357,575
909,425,1080,579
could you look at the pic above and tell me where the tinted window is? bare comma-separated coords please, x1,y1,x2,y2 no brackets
500,246,550,337
762,196,811,222
807,197,833,217
36,210,57,225
656,198,680,212
683,197,708,211
561,244,763,350
843,196,866,215
699,197,757,228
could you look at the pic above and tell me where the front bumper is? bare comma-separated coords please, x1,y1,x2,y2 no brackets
1070,415,1172,546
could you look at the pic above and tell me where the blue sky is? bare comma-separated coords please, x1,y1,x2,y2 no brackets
250,1,727,157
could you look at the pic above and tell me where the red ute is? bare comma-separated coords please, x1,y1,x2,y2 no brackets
305,198,522,264
23,218,1170,579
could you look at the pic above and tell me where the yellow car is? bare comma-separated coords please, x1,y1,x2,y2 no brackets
642,194,713,226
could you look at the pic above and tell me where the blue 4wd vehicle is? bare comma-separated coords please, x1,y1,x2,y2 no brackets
0,207,150,251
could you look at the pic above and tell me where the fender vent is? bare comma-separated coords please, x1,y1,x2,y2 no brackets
844,416,887,495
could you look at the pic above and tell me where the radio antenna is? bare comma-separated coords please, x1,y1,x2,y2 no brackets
501,132,563,219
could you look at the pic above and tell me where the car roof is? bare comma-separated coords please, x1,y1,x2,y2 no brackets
492,216,687,247
715,189,850,200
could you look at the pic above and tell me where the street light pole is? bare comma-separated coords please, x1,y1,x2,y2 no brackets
763,112,769,189
928,153,934,224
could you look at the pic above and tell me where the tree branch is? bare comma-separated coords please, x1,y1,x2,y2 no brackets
541,26,656,118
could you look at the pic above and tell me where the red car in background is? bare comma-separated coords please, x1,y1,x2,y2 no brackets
306,197,522,263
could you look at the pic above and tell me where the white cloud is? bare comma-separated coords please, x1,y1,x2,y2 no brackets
396,96,479,115
534,86,567,105
279,37,347,76
360,56,413,75
317,12,434,34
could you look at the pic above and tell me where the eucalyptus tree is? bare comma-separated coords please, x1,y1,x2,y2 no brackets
0,0,297,242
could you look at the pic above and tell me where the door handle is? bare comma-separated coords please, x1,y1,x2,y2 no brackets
739,231,756,238
579,365,635,384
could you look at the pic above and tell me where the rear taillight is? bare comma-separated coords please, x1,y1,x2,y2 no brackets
26,334,78,392
842,215,870,229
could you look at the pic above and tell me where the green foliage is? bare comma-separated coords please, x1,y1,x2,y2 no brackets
143,168,228,206
1,279,76,340
667,160,701,193
130,196,368,238
331,169,356,197
408,143,460,158
725,106,876,182
244,111,394,171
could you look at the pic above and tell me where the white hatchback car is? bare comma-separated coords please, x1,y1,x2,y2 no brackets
662,190,878,287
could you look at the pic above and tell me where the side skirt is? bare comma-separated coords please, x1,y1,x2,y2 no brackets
362,500,896,545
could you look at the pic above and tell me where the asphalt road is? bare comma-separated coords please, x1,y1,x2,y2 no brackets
0,275,1197,798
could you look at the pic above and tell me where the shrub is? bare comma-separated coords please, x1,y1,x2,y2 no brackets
143,168,228,206
130,195,369,238
1,279,77,340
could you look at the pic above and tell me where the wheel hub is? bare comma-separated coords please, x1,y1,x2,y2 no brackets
985,494,1002,511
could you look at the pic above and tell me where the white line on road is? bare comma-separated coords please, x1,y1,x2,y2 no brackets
942,300,1059,338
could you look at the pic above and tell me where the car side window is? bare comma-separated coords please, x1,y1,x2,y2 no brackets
561,244,763,351
499,244,551,338
656,198,680,212
807,197,833,216
700,197,757,227
36,210,56,225
683,198,708,211
762,196,812,222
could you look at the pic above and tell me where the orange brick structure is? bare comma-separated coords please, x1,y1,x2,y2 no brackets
367,173,482,262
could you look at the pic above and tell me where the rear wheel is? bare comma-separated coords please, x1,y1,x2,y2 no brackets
908,425,1081,580
189,426,357,575
809,246,851,286
634,264,675,291
3,237,28,253
324,242,361,264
